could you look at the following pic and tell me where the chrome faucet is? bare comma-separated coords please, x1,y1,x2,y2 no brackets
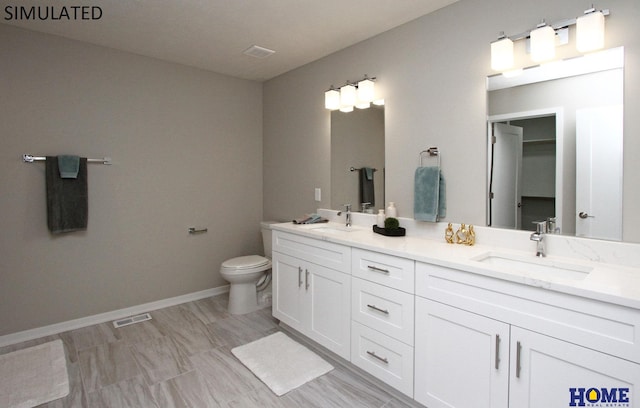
530,221,547,257
342,204,352,227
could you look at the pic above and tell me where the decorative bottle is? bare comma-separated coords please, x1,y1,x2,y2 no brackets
386,202,397,218
377,209,385,228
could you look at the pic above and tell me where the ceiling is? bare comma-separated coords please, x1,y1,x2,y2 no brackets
1,0,458,82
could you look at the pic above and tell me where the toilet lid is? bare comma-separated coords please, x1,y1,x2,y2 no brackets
222,255,270,270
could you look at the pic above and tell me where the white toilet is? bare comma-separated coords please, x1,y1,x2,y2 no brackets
220,221,276,314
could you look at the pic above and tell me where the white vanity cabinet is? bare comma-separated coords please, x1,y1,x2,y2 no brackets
414,261,640,408
350,249,415,397
272,231,352,360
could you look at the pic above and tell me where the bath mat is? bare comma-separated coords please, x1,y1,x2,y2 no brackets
0,340,69,408
232,332,333,396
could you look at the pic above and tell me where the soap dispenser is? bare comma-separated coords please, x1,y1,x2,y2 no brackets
376,209,385,228
386,202,397,218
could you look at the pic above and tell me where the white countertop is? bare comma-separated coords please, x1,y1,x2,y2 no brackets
271,221,640,310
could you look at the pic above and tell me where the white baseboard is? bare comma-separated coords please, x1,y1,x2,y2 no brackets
0,285,230,348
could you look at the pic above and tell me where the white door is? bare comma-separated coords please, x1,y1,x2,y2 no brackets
414,298,510,408
306,265,351,360
509,327,639,408
575,105,623,240
490,123,524,229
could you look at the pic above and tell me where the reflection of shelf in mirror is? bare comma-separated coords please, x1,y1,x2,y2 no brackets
523,138,555,144
522,195,555,199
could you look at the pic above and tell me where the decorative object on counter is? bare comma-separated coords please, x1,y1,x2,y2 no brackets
292,213,329,224
466,225,476,246
376,209,385,228
373,216,406,237
455,223,468,244
415,148,446,222
386,202,398,217
444,223,455,244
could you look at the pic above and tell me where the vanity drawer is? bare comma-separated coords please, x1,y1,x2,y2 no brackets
352,248,415,293
351,321,414,397
415,261,640,364
273,231,351,273
352,277,414,345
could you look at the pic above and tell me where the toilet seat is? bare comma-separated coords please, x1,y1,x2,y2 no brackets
221,255,271,274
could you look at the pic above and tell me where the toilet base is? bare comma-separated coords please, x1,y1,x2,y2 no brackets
227,282,259,315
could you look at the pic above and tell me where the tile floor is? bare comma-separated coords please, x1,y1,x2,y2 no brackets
0,294,416,407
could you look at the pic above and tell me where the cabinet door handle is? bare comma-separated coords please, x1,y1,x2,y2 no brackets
367,265,390,274
515,341,522,378
366,350,389,364
495,334,500,370
305,269,310,290
366,304,390,315
298,267,303,288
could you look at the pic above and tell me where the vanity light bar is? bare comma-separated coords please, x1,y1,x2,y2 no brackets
325,75,380,112
491,7,610,72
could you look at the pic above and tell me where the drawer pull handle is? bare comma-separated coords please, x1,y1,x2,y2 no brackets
495,334,500,370
305,269,310,290
367,265,390,274
366,350,389,364
515,341,522,378
298,267,303,288
366,304,389,315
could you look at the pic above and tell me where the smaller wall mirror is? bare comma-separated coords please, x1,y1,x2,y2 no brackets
331,106,385,213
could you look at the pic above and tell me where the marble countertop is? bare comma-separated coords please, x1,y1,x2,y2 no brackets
271,221,640,310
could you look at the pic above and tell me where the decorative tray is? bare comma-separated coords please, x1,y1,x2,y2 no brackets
372,225,406,237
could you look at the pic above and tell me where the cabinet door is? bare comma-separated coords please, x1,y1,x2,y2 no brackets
510,327,640,408
414,298,509,408
306,264,351,360
272,252,304,332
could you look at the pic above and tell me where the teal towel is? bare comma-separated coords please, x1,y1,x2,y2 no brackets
414,166,446,222
57,155,80,179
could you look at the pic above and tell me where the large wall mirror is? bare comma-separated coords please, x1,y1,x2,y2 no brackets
331,106,385,213
487,47,624,241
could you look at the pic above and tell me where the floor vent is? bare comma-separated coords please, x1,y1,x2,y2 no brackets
112,313,152,328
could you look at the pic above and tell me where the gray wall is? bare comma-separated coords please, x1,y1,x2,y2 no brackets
263,0,640,242
0,25,263,335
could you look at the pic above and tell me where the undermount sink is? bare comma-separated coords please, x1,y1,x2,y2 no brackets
310,225,358,233
471,251,593,281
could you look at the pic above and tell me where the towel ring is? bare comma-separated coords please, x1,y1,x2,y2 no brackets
419,147,440,168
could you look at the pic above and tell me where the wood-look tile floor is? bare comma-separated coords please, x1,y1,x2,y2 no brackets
0,294,415,407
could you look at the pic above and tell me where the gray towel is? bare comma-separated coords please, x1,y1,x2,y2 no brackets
57,155,80,178
359,167,375,207
46,156,88,233
414,166,446,222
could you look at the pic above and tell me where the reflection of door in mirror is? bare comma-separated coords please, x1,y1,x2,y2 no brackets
490,116,558,232
490,123,523,229
576,105,623,241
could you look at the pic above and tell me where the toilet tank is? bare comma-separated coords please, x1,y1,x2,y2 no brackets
260,221,279,258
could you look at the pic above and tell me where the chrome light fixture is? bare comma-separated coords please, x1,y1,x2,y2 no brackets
324,87,340,110
530,21,556,63
490,6,609,74
576,7,605,52
325,75,379,112
491,32,514,71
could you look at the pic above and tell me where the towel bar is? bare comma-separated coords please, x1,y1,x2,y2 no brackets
350,166,377,172
419,148,440,168
23,154,112,165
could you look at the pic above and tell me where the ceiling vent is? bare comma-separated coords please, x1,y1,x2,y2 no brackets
243,45,276,59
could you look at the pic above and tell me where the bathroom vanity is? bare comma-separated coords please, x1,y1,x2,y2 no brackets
271,218,640,407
